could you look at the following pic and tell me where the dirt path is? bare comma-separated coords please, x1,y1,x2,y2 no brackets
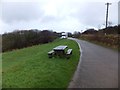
68,38,118,88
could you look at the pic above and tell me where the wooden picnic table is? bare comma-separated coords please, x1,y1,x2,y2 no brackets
53,45,68,51
48,45,72,59
53,45,68,57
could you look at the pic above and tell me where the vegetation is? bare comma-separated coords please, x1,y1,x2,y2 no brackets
0,35,1,88
82,29,98,34
79,34,119,50
2,30,59,52
75,25,119,50
0,35,1,52
98,25,119,34
2,39,80,88
82,25,119,35
73,31,81,38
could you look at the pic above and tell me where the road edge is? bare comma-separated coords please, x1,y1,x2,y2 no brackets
67,38,82,88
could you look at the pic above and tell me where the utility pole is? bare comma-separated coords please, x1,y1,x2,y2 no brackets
105,2,112,28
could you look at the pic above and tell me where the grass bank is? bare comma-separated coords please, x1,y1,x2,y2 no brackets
2,38,80,88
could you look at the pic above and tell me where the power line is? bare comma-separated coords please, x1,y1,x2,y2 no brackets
105,2,112,28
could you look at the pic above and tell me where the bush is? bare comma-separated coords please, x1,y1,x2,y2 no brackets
2,30,59,52
80,34,119,49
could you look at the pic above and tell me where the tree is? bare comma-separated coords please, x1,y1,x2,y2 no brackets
73,31,81,38
2,29,59,52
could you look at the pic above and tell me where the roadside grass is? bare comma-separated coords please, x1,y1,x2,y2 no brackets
2,38,80,88
0,35,2,88
0,54,1,89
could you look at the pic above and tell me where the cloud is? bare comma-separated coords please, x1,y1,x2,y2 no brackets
70,2,116,27
1,1,67,24
118,1,120,24
2,2,45,23
0,0,118,34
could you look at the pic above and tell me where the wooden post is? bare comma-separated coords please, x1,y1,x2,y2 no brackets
105,3,112,28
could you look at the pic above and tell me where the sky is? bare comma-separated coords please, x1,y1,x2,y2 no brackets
0,0,119,34
118,1,120,24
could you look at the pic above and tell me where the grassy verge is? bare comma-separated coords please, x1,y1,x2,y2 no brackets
0,53,1,89
2,38,80,88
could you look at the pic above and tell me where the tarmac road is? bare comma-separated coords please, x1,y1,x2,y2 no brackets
68,38,118,88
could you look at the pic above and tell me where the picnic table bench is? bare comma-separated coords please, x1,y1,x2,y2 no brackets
66,49,73,59
48,50,54,58
48,45,72,59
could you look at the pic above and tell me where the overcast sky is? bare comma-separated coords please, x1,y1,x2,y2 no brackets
0,0,119,34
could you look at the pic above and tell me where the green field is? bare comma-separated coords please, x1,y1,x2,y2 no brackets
2,39,80,88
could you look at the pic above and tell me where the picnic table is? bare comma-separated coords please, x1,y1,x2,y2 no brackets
53,45,68,57
48,45,73,59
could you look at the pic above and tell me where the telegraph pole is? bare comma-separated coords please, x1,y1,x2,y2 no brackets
105,2,111,28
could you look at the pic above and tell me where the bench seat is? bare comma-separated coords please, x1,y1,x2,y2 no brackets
67,49,72,54
48,50,54,58
66,49,72,59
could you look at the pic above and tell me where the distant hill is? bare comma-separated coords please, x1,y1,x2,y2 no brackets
82,29,98,34
98,25,119,34
82,25,119,35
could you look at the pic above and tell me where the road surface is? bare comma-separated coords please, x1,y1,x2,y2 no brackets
68,38,118,88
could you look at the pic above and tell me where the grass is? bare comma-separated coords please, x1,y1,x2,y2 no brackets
0,35,1,51
0,54,1,89
2,38,80,88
